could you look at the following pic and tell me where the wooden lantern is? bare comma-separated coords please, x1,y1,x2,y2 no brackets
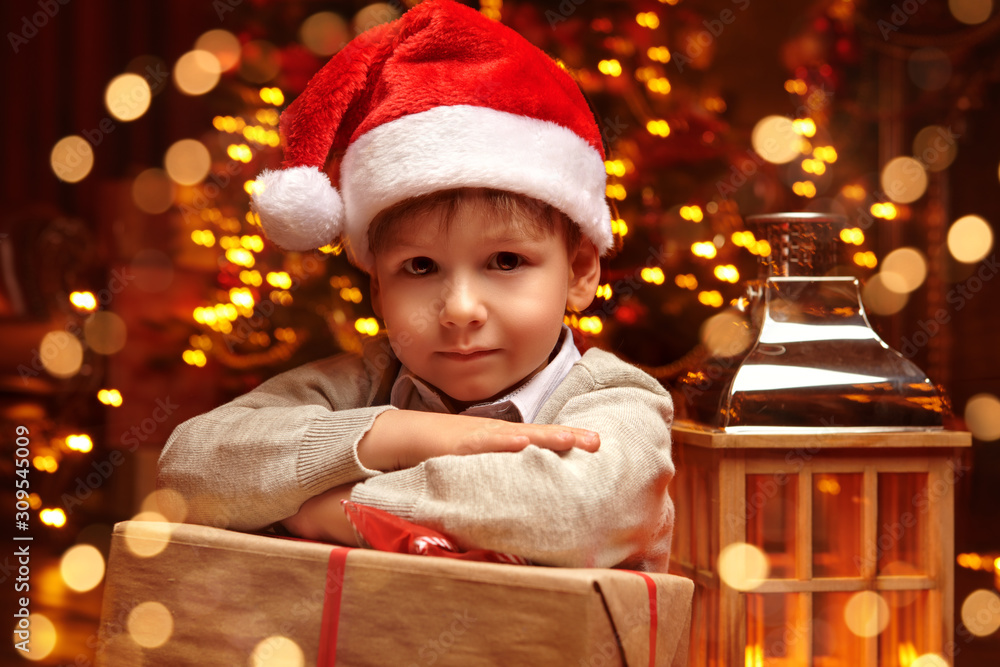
668,423,971,665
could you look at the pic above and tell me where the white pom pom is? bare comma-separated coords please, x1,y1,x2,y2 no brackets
251,166,344,251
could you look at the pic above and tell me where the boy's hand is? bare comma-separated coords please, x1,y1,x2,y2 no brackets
357,410,600,472
280,483,359,546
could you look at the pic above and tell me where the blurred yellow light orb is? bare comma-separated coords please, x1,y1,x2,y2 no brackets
164,139,211,186
60,544,106,593
251,636,306,667
862,274,909,316
300,12,349,56
84,311,128,355
913,125,958,172
131,168,176,214
751,116,800,164
965,393,1000,441
960,589,1000,636
50,135,94,183
195,29,241,71
949,0,993,24
844,591,890,637
947,214,993,263
128,601,174,648
881,156,928,204
880,247,927,294
40,331,84,378
174,50,222,95
105,73,152,121
19,613,57,661
718,543,769,591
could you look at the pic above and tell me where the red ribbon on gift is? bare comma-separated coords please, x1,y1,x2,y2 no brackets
317,547,662,667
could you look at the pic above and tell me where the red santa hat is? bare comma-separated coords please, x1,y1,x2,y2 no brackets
251,0,613,271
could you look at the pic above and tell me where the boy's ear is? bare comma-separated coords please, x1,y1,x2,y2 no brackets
566,239,601,313
369,272,384,318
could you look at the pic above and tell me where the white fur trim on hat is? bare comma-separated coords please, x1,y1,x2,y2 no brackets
340,105,612,271
251,166,344,251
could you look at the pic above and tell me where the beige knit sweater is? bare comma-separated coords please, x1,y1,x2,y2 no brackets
158,336,675,571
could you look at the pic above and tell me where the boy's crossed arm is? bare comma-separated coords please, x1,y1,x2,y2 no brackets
280,411,600,544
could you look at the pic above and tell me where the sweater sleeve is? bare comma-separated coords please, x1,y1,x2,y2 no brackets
349,351,675,570
158,352,393,532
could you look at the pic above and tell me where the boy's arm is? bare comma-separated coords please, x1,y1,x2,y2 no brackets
157,353,393,531
349,354,676,570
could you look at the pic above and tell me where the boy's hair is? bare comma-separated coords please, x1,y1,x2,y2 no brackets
368,188,582,256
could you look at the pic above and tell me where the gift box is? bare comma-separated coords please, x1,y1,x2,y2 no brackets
97,521,693,666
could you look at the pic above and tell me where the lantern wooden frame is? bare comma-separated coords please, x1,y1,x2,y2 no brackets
668,422,972,666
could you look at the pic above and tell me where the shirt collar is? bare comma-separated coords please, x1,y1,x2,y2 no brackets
389,325,581,423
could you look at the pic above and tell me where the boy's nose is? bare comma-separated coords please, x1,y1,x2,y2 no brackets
439,278,487,328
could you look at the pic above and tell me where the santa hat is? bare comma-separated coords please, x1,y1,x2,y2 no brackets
251,0,613,271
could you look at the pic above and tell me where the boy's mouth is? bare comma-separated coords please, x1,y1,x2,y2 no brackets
438,349,497,361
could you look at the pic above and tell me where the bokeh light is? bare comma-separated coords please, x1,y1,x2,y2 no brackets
300,12,350,56
251,635,306,667
127,601,174,648
353,3,402,34
195,29,241,71
39,331,84,378
239,40,281,83
140,488,189,523
164,139,211,186
949,0,993,24
908,47,952,92
751,115,800,164
123,512,173,558
132,167,176,214
84,311,128,355
105,73,152,122
881,156,928,204
912,125,958,172
965,393,1000,441
911,653,949,667
862,274,909,316
947,214,994,263
174,49,222,95
50,135,95,183
960,589,1000,636
700,310,753,358
880,247,927,294
18,613,57,661
60,544,106,593
717,543,769,591
844,591,890,637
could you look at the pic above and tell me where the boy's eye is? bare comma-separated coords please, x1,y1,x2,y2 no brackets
490,252,522,271
402,257,436,275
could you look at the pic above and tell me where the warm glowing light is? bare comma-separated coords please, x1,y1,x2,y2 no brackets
40,331,84,378
881,156,928,204
692,241,718,259
645,119,670,137
164,139,211,185
245,179,265,195
596,284,612,299
646,77,671,94
675,274,698,290
965,393,1000,441
191,229,216,247
33,455,58,473
227,143,254,163
871,202,898,220
66,434,93,453
195,29,241,71
647,46,670,62
226,248,256,268
340,287,363,303
597,59,622,77
680,205,704,222
97,388,123,407
132,168,175,214
259,87,285,105
701,311,752,358
813,145,838,162
605,184,627,200
842,184,866,200
862,273,908,316
949,0,994,24
70,291,98,312
124,512,174,558
641,267,665,285
140,489,189,523
755,240,771,256
105,73,152,122
636,11,660,28
250,636,306,667
60,544,105,593
713,264,739,283
577,316,603,334
604,159,626,177
792,118,817,137
913,125,958,172
300,11,350,56
128,601,174,648
355,318,380,336
174,50,221,96
183,349,208,367
961,589,1000,636
880,247,927,294
698,290,724,308
801,158,826,175
611,218,629,236
844,591,890,637
911,655,950,667
792,181,817,198
40,508,67,527
718,543,769,591
840,228,865,245
784,78,808,95
19,613,56,661
947,214,993,263
84,311,128,355
266,272,292,289
50,135,94,183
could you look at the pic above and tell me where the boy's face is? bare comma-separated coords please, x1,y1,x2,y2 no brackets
370,199,598,410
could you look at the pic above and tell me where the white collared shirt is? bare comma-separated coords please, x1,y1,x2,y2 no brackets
389,325,581,423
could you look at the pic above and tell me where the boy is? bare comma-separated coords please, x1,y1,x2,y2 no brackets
158,0,674,571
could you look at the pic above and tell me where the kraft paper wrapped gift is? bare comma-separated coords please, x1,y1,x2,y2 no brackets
98,521,693,666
